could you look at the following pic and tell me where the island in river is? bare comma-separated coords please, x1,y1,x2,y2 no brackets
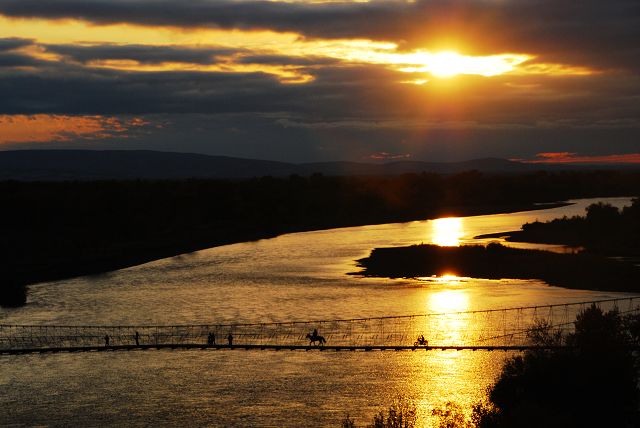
355,199,640,292
353,242,640,291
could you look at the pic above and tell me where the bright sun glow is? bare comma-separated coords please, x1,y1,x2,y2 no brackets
431,217,464,246
424,290,470,346
399,50,531,78
429,52,468,77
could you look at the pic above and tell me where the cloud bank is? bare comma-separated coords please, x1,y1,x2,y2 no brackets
0,1,638,162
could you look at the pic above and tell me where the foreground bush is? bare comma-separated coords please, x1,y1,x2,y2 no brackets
342,399,417,428
476,304,639,427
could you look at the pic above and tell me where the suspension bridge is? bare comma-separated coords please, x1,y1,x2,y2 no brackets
2,296,639,355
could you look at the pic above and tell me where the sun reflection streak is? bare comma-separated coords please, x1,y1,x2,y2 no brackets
423,290,470,347
429,289,469,314
431,217,464,246
407,288,498,425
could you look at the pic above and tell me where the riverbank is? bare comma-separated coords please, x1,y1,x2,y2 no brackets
476,198,640,257
3,170,639,307
2,201,564,307
353,243,640,292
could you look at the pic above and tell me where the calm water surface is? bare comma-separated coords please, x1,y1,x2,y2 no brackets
1,197,635,427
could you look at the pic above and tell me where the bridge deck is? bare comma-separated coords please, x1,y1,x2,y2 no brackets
1,344,569,355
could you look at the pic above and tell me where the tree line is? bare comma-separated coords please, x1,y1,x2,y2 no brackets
509,198,640,255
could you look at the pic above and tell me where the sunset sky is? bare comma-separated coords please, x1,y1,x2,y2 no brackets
0,0,639,163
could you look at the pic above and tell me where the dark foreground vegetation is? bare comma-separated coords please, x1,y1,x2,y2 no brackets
343,305,640,427
342,400,417,428
472,305,640,427
504,198,640,256
353,242,640,291
2,170,639,307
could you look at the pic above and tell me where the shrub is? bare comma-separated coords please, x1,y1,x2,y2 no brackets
341,399,417,428
431,402,472,428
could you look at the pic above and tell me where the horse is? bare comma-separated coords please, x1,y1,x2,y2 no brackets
305,333,326,346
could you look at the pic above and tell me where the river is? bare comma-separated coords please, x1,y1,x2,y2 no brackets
0,197,635,427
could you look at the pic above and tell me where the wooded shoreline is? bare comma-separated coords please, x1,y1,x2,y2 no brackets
2,201,560,307
3,170,639,307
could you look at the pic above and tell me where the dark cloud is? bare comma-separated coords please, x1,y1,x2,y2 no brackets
1,57,639,129
45,43,240,65
0,0,639,70
236,55,339,66
0,52,40,67
0,65,420,123
0,37,33,52
0,67,288,115
43,44,340,69
0,0,388,34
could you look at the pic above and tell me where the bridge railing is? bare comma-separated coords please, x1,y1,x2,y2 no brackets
1,297,638,351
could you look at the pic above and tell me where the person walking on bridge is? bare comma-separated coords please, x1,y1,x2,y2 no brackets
134,331,140,346
227,332,233,346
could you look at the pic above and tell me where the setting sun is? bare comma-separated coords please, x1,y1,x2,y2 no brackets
428,52,468,78
399,50,531,78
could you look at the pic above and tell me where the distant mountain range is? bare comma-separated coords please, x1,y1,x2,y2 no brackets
0,150,637,181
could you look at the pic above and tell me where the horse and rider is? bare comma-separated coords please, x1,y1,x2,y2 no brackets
306,328,326,346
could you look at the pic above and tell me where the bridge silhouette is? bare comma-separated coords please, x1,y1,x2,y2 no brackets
2,297,639,355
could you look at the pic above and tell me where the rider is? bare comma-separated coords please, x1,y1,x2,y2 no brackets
312,328,318,338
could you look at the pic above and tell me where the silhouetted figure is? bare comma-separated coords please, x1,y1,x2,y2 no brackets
305,331,326,346
135,331,140,346
207,332,216,345
227,332,233,346
104,334,110,346
414,334,428,346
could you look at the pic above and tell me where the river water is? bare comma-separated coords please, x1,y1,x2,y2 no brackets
0,197,635,427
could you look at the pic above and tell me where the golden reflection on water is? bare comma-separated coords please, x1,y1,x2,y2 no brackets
429,289,469,313
427,288,470,345
431,217,464,246
404,287,500,426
